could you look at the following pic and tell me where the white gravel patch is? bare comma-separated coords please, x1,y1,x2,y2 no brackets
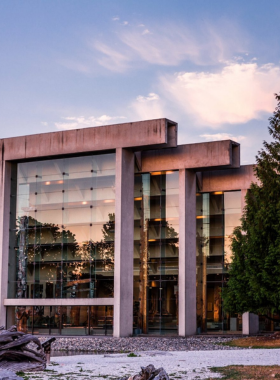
22,349,280,379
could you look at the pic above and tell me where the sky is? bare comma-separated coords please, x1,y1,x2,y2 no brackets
1,1,280,164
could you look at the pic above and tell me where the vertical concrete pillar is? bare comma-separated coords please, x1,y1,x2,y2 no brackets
113,148,135,337
0,158,11,327
178,169,197,336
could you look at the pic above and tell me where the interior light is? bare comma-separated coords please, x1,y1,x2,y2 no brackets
213,191,223,195
196,216,206,219
82,201,87,205
134,197,142,201
104,199,114,203
148,239,156,242
166,171,174,174
57,180,64,184
45,181,51,185
150,172,162,176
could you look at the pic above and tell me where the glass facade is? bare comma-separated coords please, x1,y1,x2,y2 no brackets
196,191,242,333
133,171,179,335
7,305,113,335
7,152,245,336
9,153,116,300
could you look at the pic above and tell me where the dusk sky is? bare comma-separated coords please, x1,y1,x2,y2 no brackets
1,1,280,164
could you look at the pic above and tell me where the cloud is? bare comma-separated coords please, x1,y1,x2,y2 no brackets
160,62,280,126
55,115,126,130
142,29,151,35
131,93,165,120
136,93,159,102
92,21,246,70
93,41,131,72
112,16,119,21
57,59,91,73
41,122,48,127
200,133,246,142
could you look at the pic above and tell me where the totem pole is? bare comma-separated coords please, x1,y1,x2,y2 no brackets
16,216,28,298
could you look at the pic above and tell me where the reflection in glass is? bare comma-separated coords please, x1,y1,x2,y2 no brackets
9,154,115,299
8,306,113,335
196,191,241,333
133,171,179,335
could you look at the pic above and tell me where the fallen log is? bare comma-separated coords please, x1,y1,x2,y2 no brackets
0,326,46,372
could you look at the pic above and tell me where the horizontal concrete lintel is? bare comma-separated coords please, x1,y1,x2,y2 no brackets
201,165,257,192
2,119,177,161
4,298,114,307
141,140,240,172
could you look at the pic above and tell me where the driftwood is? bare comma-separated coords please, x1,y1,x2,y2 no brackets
0,325,46,372
119,364,169,380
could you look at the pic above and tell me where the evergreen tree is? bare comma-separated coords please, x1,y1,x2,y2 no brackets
223,93,280,320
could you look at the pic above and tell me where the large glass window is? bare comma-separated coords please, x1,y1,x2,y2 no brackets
196,191,241,333
9,154,115,299
7,305,113,336
133,171,179,335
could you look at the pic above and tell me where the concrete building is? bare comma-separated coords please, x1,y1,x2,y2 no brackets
0,119,255,336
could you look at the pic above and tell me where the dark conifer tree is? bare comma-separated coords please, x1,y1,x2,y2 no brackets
223,93,280,320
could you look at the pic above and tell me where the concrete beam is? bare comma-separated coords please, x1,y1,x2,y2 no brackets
178,169,197,336
113,148,135,337
2,119,177,161
4,298,114,306
141,140,240,172
201,165,257,192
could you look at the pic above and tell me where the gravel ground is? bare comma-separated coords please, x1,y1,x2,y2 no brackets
41,336,240,353
21,348,280,380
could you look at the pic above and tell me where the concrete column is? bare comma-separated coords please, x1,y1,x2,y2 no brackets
178,169,197,336
0,159,12,327
113,148,135,337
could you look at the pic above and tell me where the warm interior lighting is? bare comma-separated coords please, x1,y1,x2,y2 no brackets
166,171,174,174
134,197,142,201
45,181,51,185
154,218,162,221
213,191,223,195
82,201,87,205
57,180,64,184
104,199,114,203
148,239,156,242
150,172,162,176
196,215,206,219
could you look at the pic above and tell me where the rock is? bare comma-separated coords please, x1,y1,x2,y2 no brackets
119,364,170,380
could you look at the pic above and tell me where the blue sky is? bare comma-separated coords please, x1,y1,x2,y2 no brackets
1,1,280,163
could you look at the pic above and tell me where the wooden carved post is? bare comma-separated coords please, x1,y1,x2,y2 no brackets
17,216,28,298
139,218,149,334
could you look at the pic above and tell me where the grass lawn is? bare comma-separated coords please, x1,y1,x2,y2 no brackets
225,334,280,349
207,365,280,379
